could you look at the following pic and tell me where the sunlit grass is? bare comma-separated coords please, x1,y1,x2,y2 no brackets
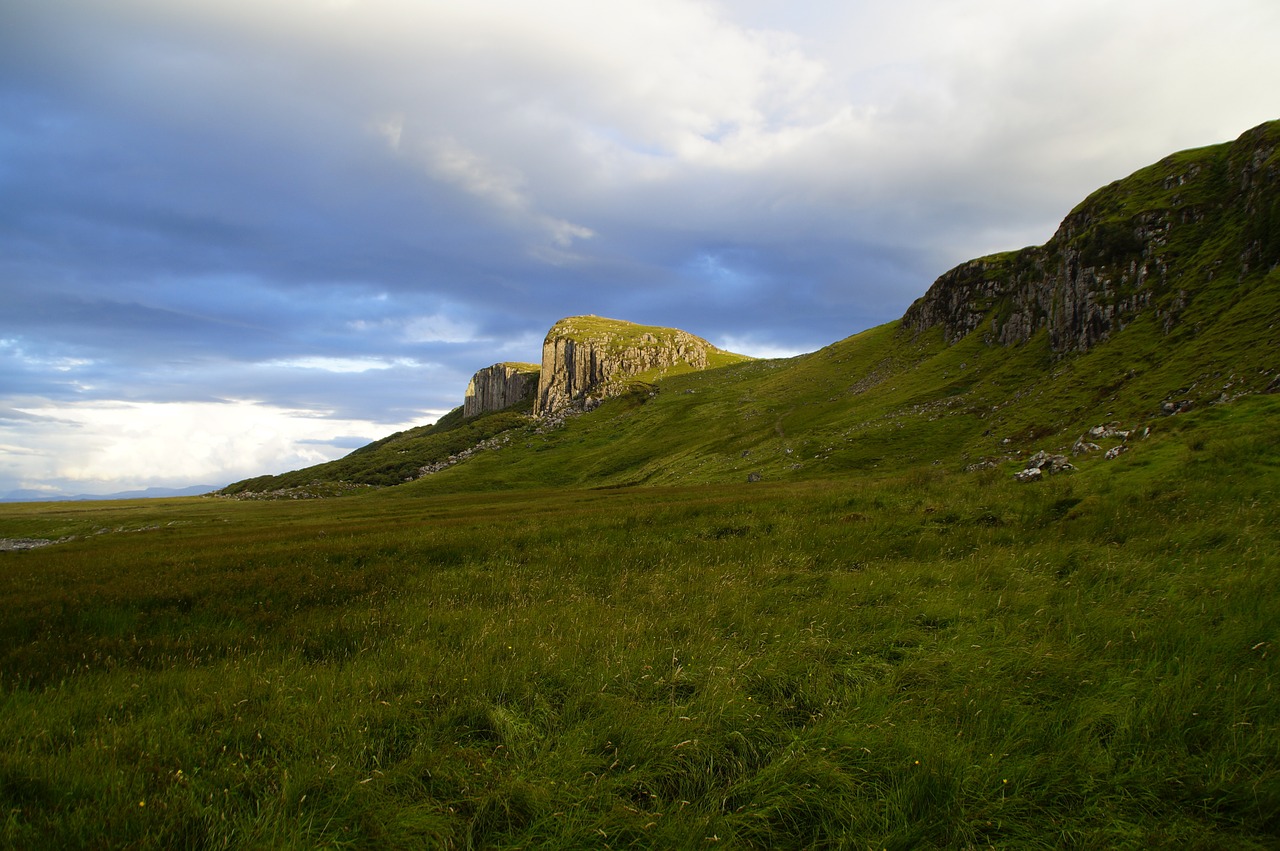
1,397,1277,847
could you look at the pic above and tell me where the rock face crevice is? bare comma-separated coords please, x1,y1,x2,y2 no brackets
463,362,539,418
902,120,1280,354
534,316,729,415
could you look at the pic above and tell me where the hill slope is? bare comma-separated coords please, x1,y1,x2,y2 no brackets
224,121,1280,497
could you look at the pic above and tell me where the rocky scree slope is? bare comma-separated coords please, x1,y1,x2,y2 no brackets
903,120,1280,354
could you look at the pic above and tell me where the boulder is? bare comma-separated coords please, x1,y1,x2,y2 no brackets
1025,450,1075,474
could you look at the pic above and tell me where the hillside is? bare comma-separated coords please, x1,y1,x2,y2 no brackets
222,316,753,496
223,120,1278,498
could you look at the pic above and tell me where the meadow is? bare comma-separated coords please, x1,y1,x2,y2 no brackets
1,395,1277,848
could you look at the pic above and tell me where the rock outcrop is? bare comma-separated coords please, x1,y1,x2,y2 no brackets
534,315,747,415
463,362,539,418
903,120,1280,353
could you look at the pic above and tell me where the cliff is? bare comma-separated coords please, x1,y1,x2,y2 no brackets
903,120,1280,353
534,315,750,415
463,362,540,418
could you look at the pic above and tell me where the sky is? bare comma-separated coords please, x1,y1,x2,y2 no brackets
2,0,1278,497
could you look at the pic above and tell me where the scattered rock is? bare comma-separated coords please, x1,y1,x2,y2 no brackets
746,472,762,483
1024,450,1075,474
1087,424,1131,439
0,538,64,551
1104,445,1128,460
1160,399,1194,416
1016,451,1074,481
1072,440,1101,455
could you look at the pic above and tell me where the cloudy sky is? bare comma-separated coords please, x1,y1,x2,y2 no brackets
2,0,1277,496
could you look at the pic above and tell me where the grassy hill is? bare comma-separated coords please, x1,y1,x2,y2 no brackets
2,123,1279,847
225,121,1280,499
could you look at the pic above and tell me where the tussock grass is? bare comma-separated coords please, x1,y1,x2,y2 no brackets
2,397,1278,847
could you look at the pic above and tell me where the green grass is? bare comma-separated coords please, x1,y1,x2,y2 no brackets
543,315,748,361
2,395,1278,848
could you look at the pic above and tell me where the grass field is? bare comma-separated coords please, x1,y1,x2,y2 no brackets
2,394,1277,848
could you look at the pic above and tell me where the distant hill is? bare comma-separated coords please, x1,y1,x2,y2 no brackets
222,120,1279,498
0,484,222,503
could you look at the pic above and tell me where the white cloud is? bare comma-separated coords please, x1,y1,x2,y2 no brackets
1,338,94,372
715,335,808,360
426,137,530,213
260,356,418,373
0,400,436,494
375,113,404,150
398,313,480,345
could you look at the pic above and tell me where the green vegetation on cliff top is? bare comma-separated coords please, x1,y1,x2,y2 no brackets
494,361,539,373
547,314,752,364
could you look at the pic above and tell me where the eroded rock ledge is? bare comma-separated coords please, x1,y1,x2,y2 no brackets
534,316,738,415
463,362,539,418
902,120,1280,354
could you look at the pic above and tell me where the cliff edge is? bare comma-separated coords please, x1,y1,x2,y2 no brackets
902,120,1280,353
463,362,539,418
534,315,750,415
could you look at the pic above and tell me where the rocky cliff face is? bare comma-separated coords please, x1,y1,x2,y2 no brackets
534,316,741,415
903,120,1280,353
463,362,539,418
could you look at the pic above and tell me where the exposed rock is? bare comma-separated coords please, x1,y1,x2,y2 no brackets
1104,445,1129,460
416,432,517,477
1072,440,1101,455
534,315,748,416
464,362,539,418
1024,451,1075,474
1014,467,1043,483
0,537,62,551
746,472,763,483
1087,424,1131,439
1160,399,1194,416
902,120,1280,354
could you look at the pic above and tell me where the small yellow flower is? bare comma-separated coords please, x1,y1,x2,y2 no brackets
139,800,146,807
